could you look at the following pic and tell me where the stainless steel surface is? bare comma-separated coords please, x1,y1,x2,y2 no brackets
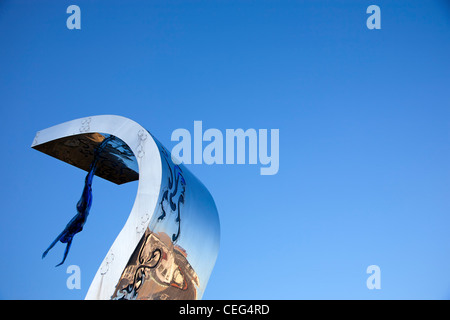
32,115,220,300
32,133,138,185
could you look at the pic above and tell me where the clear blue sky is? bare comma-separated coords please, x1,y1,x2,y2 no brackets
0,0,449,299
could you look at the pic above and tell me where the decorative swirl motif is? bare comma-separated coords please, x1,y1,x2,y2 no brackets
136,212,150,235
136,129,147,158
79,117,91,133
100,252,115,275
114,233,162,299
157,146,186,242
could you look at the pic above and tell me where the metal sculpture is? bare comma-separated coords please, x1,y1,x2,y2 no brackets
32,115,220,300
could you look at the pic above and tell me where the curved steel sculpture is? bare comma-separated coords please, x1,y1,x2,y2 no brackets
31,115,220,300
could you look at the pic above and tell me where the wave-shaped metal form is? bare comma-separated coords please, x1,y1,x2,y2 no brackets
31,115,220,300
